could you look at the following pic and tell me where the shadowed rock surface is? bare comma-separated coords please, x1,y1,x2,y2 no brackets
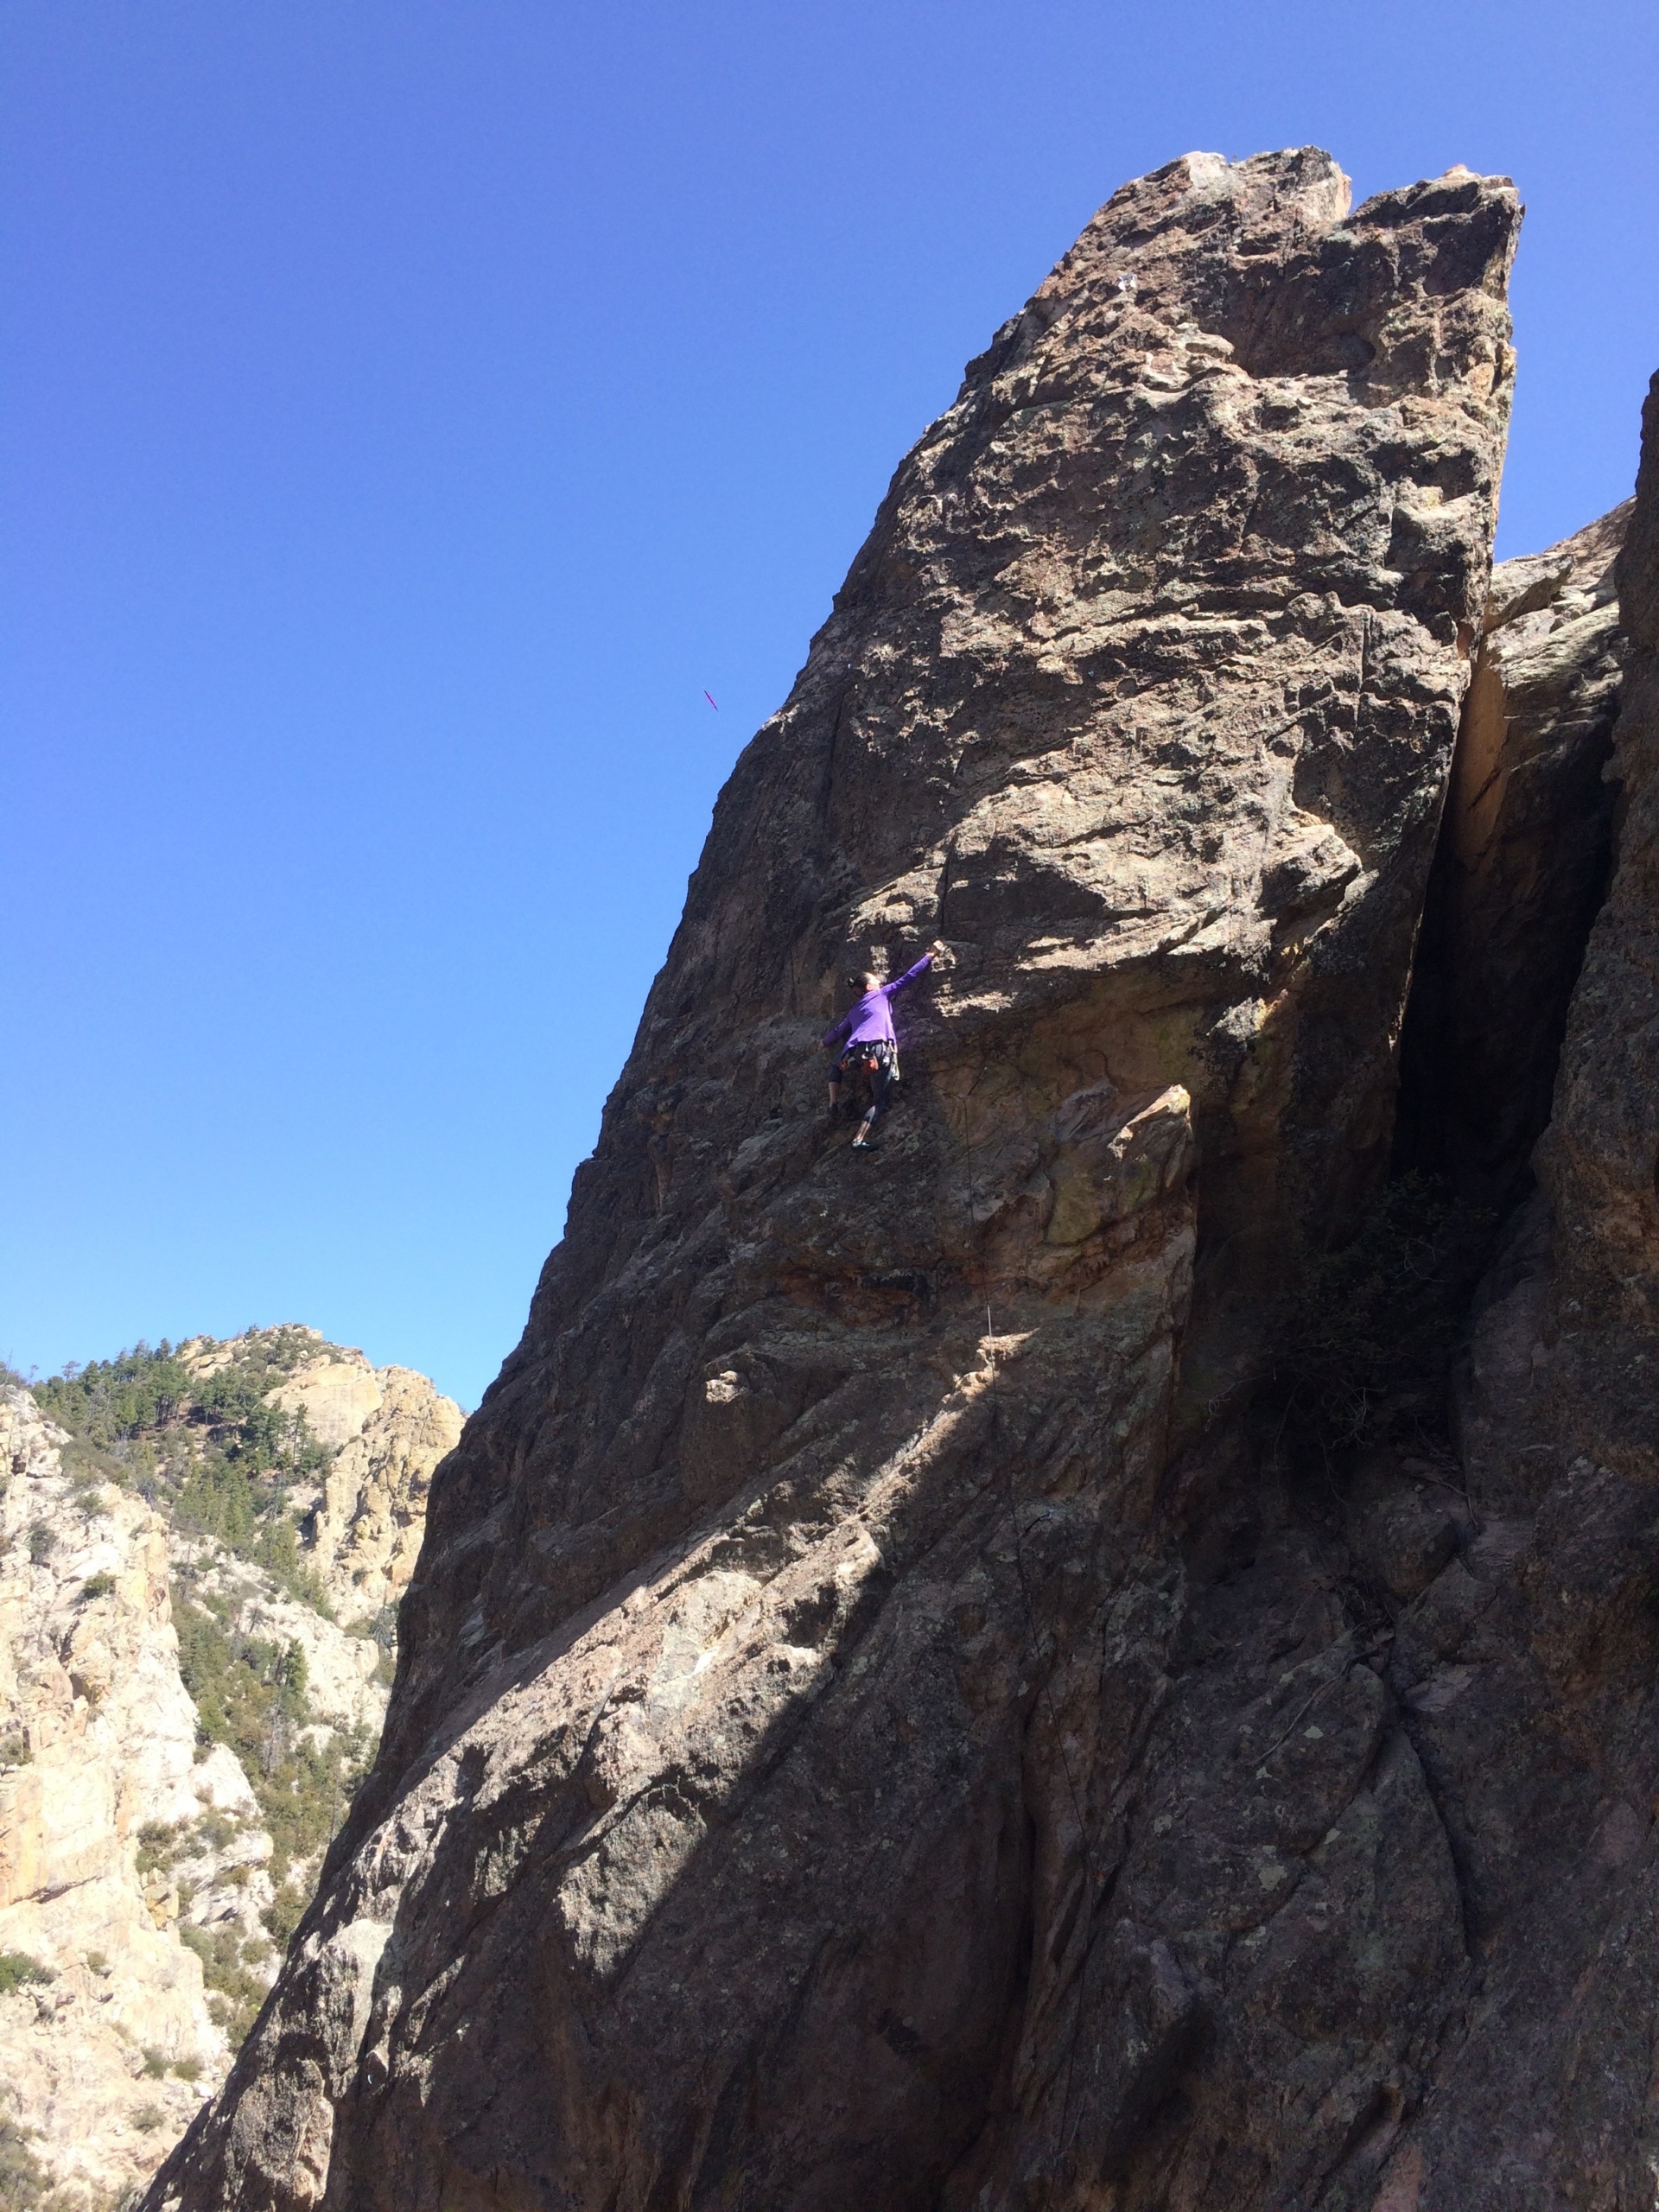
1395,499,1630,1202
1355,378,1659,2211
144,148,1532,2211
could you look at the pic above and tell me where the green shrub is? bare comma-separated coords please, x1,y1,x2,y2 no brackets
135,1822,181,1877
170,2056,201,2083
174,1459,256,1549
35,1345,193,1448
84,1952,110,1977
193,1810,236,1855
140,2050,167,2080
0,2098,50,2203
35,1331,337,1484
80,1573,117,1603
131,2104,167,2133
250,1516,332,1612
178,1924,266,2048
25,1526,53,1567
262,1887,303,1948
174,1591,370,1940
0,1954,53,1997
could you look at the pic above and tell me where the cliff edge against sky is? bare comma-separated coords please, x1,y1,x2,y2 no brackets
143,148,1659,2211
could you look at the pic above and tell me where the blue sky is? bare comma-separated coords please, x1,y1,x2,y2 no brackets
4,0,1656,1409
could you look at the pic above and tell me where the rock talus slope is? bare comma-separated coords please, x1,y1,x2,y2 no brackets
147,149,1522,2210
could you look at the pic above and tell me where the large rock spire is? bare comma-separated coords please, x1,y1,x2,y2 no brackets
147,149,1519,2211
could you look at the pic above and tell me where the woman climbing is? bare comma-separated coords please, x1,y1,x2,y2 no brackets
821,947,940,1148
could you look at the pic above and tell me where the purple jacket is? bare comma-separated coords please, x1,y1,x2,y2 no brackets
822,954,933,1052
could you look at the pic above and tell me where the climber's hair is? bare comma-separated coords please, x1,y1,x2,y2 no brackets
849,970,880,992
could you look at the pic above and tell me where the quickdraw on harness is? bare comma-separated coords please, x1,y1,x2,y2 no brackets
840,1038,899,1083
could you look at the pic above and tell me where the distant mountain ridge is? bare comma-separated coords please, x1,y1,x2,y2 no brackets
0,1326,460,2208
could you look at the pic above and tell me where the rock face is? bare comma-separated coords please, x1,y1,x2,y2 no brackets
144,148,1536,2212
1330,379,1659,2209
1395,499,1630,1199
0,1386,233,2203
264,1348,463,1625
1539,384,1659,1402
168,1325,462,1627
0,1327,459,2202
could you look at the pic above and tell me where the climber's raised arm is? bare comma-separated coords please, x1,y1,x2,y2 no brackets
878,951,933,1001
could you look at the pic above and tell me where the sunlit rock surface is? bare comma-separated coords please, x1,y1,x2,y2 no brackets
0,1386,230,2205
263,1347,463,1625
143,148,1546,2212
0,1325,459,2204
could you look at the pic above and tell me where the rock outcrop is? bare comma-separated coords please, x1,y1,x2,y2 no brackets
0,1386,234,2205
259,1344,463,1625
0,1326,460,2202
1305,378,1659,2209
146,148,1542,2212
165,1326,461,1627
1395,499,1630,1199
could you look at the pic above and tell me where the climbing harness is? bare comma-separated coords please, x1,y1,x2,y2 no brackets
839,1038,899,1083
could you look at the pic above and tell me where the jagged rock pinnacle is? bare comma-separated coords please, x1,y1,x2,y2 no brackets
146,148,1524,2211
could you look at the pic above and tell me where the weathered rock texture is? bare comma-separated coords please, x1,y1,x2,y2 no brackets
0,1386,234,2203
1325,378,1659,2209
1395,498,1630,1199
267,1347,463,1625
174,1329,462,1627
0,1331,458,2201
144,147,1543,2212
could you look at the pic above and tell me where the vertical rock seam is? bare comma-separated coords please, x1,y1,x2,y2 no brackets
1344,375,1659,2211
1394,498,1629,1202
145,149,1519,2212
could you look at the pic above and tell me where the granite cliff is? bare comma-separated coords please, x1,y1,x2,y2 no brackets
176,1333,464,1629
0,1384,233,2207
140,149,1659,2212
0,1331,459,2205
132,143,1596,2212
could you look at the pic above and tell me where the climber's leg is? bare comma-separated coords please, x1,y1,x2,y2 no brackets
851,1055,892,1147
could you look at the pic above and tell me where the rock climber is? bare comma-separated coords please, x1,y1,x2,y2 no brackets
821,948,940,1148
